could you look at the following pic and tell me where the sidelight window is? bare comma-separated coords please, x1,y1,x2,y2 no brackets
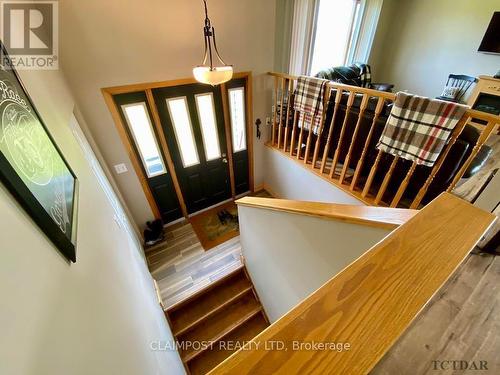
228,87,247,153
121,102,166,177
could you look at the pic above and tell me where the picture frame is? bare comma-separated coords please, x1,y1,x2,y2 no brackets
0,42,78,262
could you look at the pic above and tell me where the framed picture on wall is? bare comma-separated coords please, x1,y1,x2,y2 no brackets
0,42,78,262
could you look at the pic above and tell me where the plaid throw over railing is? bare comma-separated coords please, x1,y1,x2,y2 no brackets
293,76,327,135
377,92,468,167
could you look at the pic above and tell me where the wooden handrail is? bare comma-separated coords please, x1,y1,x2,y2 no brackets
210,193,495,374
236,197,417,229
269,71,396,100
268,71,500,126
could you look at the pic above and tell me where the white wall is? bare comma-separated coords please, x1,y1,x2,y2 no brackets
369,0,500,98
0,69,185,374
263,147,365,205
59,0,276,228
238,205,390,322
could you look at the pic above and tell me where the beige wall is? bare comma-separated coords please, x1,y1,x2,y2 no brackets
59,0,276,228
264,147,365,205
370,0,499,98
238,205,389,322
0,69,185,374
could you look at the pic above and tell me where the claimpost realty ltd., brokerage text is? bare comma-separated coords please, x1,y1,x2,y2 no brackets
151,340,351,352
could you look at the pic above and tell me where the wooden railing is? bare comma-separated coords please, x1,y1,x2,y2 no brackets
237,196,417,229
209,193,496,374
267,72,500,209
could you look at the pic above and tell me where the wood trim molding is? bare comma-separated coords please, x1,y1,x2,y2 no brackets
262,183,279,198
101,88,161,219
145,89,188,218
102,71,253,95
269,71,396,100
220,83,236,198
246,72,255,192
253,184,264,193
236,197,417,229
210,193,496,374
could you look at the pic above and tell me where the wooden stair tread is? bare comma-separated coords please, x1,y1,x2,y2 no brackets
166,265,245,313
179,293,262,363
188,313,269,375
170,271,253,336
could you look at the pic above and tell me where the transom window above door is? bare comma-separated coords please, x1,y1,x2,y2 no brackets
166,97,200,168
121,102,166,177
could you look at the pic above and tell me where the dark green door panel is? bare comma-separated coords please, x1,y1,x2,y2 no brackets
113,91,183,223
233,156,250,194
149,175,183,221
152,84,231,214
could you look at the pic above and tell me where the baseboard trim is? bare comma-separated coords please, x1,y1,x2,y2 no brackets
253,183,264,192
262,183,280,198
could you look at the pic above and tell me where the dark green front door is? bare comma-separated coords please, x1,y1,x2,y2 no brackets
153,84,231,214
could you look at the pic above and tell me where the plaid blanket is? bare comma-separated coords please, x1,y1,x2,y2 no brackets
377,92,468,167
354,63,371,88
294,76,327,135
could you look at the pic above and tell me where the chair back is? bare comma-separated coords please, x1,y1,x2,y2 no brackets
445,74,477,102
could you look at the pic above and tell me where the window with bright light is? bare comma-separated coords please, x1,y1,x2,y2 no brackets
228,87,247,153
166,97,200,168
121,102,166,177
195,93,222,161
309,0,361,75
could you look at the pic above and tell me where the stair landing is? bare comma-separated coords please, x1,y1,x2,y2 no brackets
146,222,242,308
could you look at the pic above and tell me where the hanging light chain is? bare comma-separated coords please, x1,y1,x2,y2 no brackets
203,0,211,29
199,0,228,70
193,0,233,85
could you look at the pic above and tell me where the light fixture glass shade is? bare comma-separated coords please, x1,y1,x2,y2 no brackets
193,66,233,85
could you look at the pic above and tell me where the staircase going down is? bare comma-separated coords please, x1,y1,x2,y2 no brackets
164,265,269,375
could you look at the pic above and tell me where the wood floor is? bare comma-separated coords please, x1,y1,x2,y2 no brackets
372,250,500,374
146,222,242,308
454,134,499,203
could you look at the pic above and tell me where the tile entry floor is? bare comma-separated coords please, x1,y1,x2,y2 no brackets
146,191,272,308
146,221,242,308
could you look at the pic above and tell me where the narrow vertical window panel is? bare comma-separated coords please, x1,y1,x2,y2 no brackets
310,0,360,74
122,102,166,177
228,87,247,153
166,97,200,168
195,93,222,161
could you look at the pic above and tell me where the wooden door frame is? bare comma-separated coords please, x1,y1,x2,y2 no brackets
101,71,254,220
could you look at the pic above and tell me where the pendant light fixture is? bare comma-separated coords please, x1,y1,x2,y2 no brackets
193,0,233,85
